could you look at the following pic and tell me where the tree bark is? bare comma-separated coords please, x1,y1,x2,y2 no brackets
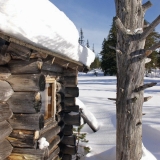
114,1,159,160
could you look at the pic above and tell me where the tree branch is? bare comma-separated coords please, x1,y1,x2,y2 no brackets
109,46,122,54
134,82,157,92
140,15,160,40
144,96,152,102
114,16,129,35
142,1,152,13
144,41,160,57
108,98,116,101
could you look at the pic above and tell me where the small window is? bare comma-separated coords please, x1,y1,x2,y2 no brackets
40,76,56,120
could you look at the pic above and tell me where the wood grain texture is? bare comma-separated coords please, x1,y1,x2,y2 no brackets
0,102,13,122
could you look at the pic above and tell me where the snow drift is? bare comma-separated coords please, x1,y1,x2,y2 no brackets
0,0,95,66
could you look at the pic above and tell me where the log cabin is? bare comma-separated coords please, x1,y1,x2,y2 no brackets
0,31,89,160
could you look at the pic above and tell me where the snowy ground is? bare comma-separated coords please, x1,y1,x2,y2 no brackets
77,70,160,160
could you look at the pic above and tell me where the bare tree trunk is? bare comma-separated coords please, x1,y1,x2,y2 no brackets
114,1,160,159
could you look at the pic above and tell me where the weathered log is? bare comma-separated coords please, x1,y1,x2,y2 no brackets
60,144,76,155
9,148,49,160
81,110,99,132
57,103,62,113
0,102,13,122
7,42,31,60
8,59,43,74
7,74,46,91
56,92,65,104
48,136,60,155
64,97,75,106
61,102,79,112
44,117,57,127
61,135,76,146
7,92,41,113
41,70,62,78
0,120,12,142
0,139,13,160
30,51,48,59
63,113,81,126
0,45,11,65
134,82,157,92
63,68,78,76
62,125,73,136
7,130,39,149
56,81,63,92
65,87,79,97
48,147,60,160
62,154,72,160
42,58,63,73
59,76,77,86
40,121,57,135
0,80,14,101
40,125,60,143
8,113,44,130
0,67,11,80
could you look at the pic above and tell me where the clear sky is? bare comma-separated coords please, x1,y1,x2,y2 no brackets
50,0,160,55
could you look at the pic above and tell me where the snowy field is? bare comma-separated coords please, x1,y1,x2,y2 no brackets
77,70,160,160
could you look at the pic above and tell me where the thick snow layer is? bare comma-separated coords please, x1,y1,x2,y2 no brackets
141,144,157,160
76,98,99,131
78,71,160,160
0,0,95,66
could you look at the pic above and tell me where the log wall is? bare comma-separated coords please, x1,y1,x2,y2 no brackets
0,36,81,160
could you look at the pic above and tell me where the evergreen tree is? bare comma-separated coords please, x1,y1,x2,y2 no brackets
100,20,117,75
86,40,90,48
78,28,84,46
144,20,160,72
90,55,101,69
100,20,160,76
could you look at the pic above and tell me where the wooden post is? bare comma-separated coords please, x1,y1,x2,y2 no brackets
7,92,41,113
7,74,46,91
8,113,44,130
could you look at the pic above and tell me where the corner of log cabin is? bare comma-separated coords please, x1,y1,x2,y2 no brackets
0,31,85,160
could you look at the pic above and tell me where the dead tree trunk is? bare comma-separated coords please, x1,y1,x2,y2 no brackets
114,1,160,160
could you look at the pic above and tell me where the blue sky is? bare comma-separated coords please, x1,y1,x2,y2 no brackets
50,0,160,55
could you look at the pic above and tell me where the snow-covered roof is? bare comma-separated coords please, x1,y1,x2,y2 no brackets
0,0,95,67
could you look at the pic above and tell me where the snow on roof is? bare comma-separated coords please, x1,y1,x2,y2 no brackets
0,0,95,66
